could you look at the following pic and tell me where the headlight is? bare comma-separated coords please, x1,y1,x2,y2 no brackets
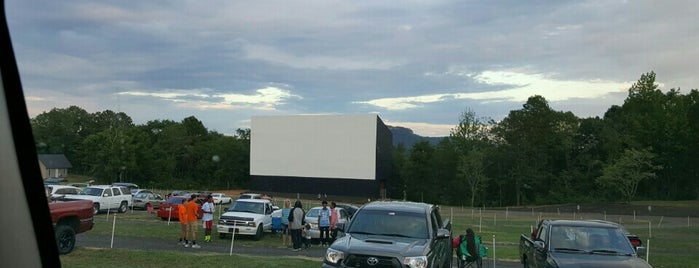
325,248,344,264
404,256,428,268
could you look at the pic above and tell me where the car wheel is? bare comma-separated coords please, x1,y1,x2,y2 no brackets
93,203,100,215
253,224,263,241
55,224,76,255
118,201,128,213
219,233,227,239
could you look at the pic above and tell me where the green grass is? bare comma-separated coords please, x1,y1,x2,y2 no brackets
64,202,699,268
60,248,320,268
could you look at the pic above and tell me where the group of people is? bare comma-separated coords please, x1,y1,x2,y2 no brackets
177,194,215,249
280,199,340,251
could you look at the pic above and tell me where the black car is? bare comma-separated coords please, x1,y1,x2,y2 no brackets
323,201,452,268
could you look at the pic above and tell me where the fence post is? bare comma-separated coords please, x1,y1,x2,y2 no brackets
110,214,117,248
492,234,496,268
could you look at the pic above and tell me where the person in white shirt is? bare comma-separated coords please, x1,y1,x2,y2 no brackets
201,195,215,242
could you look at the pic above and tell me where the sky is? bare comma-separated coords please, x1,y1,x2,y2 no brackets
6,1,698,137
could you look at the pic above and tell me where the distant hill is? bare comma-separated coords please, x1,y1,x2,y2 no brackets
388,126,444,148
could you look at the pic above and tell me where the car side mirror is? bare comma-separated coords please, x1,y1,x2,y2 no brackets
635,246,646,257
103,194,109,197
533,241,545,250
436,228,450,239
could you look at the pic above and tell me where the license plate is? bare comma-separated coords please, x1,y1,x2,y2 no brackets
228,228,239,233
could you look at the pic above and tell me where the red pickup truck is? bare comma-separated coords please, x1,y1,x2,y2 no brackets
49,199,94,254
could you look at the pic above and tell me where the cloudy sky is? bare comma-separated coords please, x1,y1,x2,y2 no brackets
6,1,698,137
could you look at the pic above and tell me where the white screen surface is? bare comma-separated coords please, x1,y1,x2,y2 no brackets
250,114,378,180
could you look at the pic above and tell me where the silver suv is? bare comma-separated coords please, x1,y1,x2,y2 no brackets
323,201,452,268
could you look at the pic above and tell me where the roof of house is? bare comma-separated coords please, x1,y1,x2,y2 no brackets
38,154,73,169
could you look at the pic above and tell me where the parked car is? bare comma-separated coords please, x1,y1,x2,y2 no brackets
334,203,359,219
64,185,133,215
520,219,652,268
111,182,139,194
131,189,154,196
323,201,452,268
157,196,203,221
305,206,350,240
68,182,91,189
48,199,94,254
238,192,263,199
44,177,65,185
46,185,82,198
132,192,165,210
211,193,232,204
217,198,274,240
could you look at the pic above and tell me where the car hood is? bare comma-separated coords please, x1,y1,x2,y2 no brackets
332,233,428,257
551,252,652,268
221,211,264,220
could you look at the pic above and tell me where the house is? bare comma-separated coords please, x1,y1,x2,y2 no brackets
249,114,392,198
38,154,72,179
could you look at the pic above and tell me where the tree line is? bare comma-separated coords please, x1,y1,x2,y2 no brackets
32,72,698,206
390,72,699,206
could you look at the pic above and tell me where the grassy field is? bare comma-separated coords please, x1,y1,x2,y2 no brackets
60,198,699,268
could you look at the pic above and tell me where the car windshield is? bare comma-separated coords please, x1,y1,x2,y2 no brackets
550,225,635,255
228,201,263,214
80,188,103,196
348,209,428,239
134,193,149,199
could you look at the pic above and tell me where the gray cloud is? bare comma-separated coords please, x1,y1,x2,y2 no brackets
6,0,698,136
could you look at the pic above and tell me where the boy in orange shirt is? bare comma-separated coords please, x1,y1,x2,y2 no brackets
185,195,201,248
178,198,188,245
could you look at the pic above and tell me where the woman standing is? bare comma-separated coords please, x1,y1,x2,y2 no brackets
288,200,305,251
280,199,291,246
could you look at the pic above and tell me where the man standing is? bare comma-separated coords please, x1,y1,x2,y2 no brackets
185,194,201,248
318,200,331,246
289,200,305,251
201,195,215,242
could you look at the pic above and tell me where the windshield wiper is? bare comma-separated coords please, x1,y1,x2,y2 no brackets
553,248,588,253
590,249,632,256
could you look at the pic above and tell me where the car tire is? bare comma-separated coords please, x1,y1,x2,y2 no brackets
93,203,100,215
253,224,263,241
55,224,76,255
118,201,128,213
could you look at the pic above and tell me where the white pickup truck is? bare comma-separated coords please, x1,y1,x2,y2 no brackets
65,185,133,215
217,199,274,240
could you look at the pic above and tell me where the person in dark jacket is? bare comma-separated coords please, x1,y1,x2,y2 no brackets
288,200,305,251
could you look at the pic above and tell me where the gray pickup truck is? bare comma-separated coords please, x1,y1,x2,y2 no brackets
520,219,652,268
322,201,452,268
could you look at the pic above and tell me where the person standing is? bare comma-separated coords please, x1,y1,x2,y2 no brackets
280,199,291,247
289,200,305,251
178,198,188,246
185,194,201,248
329,201,339,244
201,195,215,242
318,200,331,246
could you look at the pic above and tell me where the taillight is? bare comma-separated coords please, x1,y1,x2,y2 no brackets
629,238,642,247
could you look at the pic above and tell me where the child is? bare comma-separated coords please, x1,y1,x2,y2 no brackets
303,223,312,249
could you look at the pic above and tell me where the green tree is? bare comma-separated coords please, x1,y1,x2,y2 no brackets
596,148,662,202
